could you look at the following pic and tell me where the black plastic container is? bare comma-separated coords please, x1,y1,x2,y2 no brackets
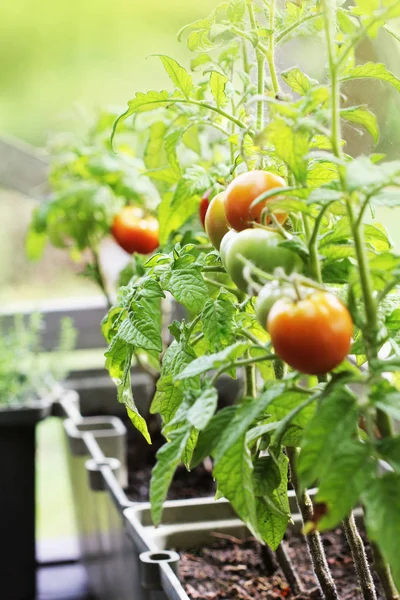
0,400,51,600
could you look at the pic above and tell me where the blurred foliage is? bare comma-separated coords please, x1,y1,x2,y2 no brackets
0,0,217,144
0,314,76,405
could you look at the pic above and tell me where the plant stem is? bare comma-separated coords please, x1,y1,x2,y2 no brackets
245,362,257,398
303,214,322,284
275,12,321,44
261,545,279,575
343,512,377,600
92,248,112,309
276,542,304,595
322,2,397,597
257,52,265,131
288,448,339,600
371,542,400,600
267,0,280,96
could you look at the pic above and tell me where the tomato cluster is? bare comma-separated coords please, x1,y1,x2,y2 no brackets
201,169,353,376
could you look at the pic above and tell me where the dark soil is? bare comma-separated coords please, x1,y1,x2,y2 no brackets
179,528,384,600
125,416,216,502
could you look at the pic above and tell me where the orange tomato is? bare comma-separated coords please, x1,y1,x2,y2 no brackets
112,206,159,255
205,192,230,250
267,292,353,375
224,170,287,231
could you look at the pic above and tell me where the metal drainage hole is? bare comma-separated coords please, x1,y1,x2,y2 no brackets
149,553,172,562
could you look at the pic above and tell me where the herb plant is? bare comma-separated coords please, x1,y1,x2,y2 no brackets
0,314,76,406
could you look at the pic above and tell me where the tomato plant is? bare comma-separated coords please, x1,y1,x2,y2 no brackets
204,192,230,250
112,206,159,255
102,1,400,596
47,1,400,598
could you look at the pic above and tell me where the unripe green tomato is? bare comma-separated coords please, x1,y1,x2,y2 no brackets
255,282,296,331
219,229,239,269
204,192,230,250
224,228,303,292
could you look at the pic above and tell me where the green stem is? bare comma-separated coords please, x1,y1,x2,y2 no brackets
92,248,112,309
275,12,320,44
371,542,400,600
267,0,280,96
257,52,265,130
303,214,322,284
242,39,250,74
276,542,304,595
288,448,339,600
245,361,257,398
246,0,258,32
240,329,268,348
203,276,242,299
343,512,377,600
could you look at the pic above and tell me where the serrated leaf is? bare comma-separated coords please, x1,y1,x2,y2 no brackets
151,340,196,422
281,67,317,95
227,0,246,23
162,267,208,313
150,426,191,524
267,119,309,185
117,303,163,353
214,434,259,538
210,71,229,107
157,55,194,98
341,106,379,144
256,452,290,550
202,297,235,352
176,341,249,380
164,130,182,177
187,387,218,430
362,473,400,591
297,387,358,489
214,383,285,464
191,405,237,468
144,122,167,170
341,62,400,93
316,440,373,530
377,437,400,474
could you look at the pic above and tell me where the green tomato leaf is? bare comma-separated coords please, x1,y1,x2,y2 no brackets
214,434,259,538
377,436,400,474
202,296,236,352
162,267,208,313
297,387,358,490
340,106,379,144
176,341,249,380
214,383,285,464
227,0,246,23
281,67,318,95
191,405,237,468
156,55,194,98
210,71,229,107
266,119,310,185
362,473,400,591
117,302,163,353
144,122,167,170
164,130,182,177
187,386,218,430
341,62,400,93
150,426,191,525
316,440,374,530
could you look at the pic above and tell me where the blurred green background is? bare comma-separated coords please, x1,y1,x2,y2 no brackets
0,0,216,144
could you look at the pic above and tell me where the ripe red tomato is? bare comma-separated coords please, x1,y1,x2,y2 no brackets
112,206,159,255
224,170,288,232
199,191,212,229
205,192,230,250
267,292,353,375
